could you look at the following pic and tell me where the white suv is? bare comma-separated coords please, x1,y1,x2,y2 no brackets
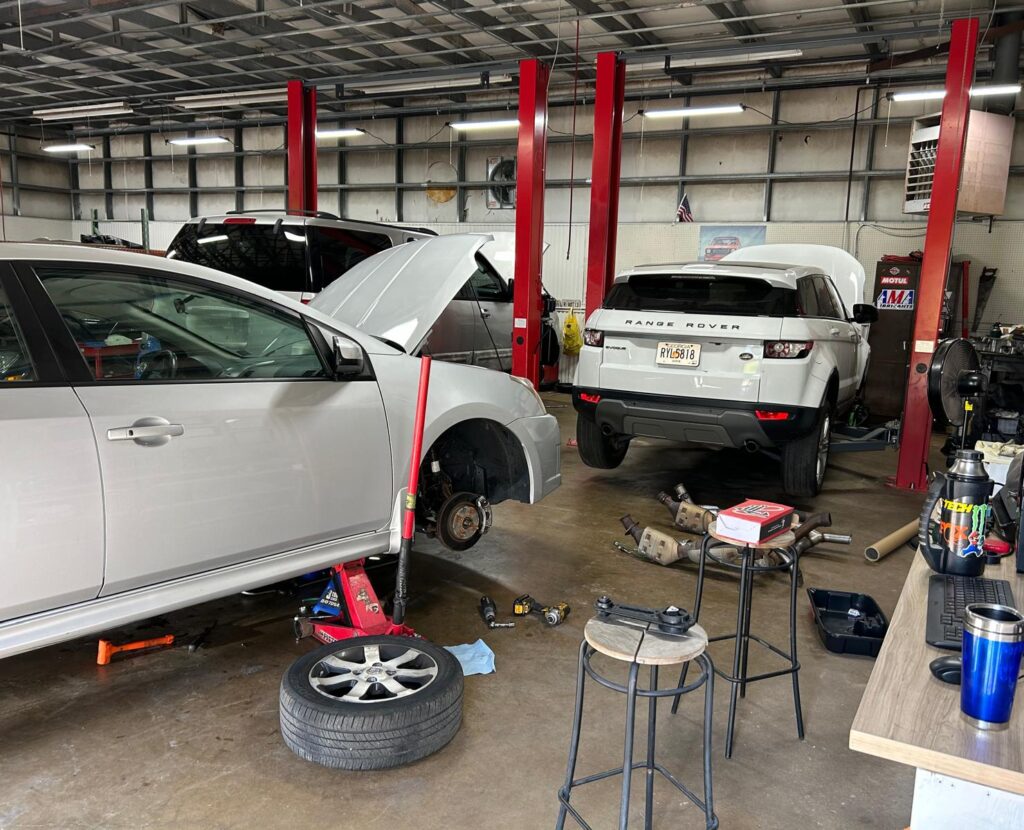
572,244,877,496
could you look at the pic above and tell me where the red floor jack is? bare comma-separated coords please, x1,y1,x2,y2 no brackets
296,357,432,644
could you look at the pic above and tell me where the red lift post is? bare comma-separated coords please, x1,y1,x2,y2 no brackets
585,51,627,318
287,79,318,214
894,17,979,490
512,59,551,388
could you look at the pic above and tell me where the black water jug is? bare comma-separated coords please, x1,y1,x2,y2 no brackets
919,450,993,577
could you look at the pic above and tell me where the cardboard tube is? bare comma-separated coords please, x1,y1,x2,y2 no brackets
865,519,919,562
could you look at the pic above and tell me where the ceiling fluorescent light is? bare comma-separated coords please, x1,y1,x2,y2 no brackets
173,91,287,109
643,104,745,118
43,143,95,153
198,235,229,245
970,83,1022,97
890,89,946,102
316,128,365,139
166,136,230,146
673,49,804,69
34,101,133,121
351,74,513,95
449,119,520,131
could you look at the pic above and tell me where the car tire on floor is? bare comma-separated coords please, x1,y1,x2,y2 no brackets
576,415,629,469
280,635,463,770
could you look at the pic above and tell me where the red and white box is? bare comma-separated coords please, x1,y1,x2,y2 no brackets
716,499,794,544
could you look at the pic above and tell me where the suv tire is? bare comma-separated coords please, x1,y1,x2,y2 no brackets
576,414,629,469
280,636,463,770
780,408,831,498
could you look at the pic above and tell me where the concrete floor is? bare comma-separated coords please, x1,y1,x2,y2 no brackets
0,392,932,829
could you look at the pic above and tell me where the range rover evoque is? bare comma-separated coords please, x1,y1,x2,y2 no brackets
572,244,878,497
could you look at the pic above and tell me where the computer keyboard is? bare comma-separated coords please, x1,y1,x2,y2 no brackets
926,574,1016,651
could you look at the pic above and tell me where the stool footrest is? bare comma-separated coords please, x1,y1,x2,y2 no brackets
558,762,719,830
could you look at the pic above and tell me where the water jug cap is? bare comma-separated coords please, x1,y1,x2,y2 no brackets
956,449,983,461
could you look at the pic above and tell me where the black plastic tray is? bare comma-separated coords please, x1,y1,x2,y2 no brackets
806,588,888,658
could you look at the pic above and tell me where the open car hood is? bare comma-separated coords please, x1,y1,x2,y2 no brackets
310,233,491,353
722,244,866,315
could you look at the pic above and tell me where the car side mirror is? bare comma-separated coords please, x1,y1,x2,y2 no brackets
852,303,878,324
331,334,364,378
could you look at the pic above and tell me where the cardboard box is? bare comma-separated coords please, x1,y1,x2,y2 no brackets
716,499,794,544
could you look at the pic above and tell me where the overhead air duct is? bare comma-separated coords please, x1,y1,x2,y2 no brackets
987,12,1022,115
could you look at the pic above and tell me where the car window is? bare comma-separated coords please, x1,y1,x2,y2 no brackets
35,268,326,382
605,274,798,317
459,256,508,302
822,276,848,319
167,223,310,293
312,226,392,289
796,277,820,317
0,286,34,383
812,275,842,319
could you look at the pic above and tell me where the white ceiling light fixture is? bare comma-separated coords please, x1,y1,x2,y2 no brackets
351,74,513,95
643,103,746,119
166,136,231,147
889,89,946,102
971,83,1022,97
173,90,287,109
43,143,95,153
34,102,133,121
889,84,1022,103
315,128,365,139
673,49,804,69
449,119,520,131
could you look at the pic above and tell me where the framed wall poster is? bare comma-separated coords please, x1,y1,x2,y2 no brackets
698,225,767,261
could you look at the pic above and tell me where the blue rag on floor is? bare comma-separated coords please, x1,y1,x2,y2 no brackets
444,639,495,675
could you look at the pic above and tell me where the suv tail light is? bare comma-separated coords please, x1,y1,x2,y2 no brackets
763,340,813,359
755,410,791,421
583,328,605,347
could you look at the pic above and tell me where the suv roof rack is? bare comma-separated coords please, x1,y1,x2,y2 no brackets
225,209,339,220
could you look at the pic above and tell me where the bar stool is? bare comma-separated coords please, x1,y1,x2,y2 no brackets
672,523,804,759
556,612,718,830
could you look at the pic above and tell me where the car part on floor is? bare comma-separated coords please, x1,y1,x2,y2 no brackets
865,519,919,562
656,483,717,535
96,634,175,665
478,595,515,629
436,492,492,551
512,594,571,626
619,514,703,566
279,636,463,770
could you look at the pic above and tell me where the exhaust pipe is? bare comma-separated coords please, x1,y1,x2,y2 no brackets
743,440,759,453
601,423,614,436
657,485,716,534
619,514,701,565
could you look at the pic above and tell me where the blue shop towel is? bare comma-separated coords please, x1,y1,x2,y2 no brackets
444,639,495,675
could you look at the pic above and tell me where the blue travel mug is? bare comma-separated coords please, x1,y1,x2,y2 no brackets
961,604,1024,731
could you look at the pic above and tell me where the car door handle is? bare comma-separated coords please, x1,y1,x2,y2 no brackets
479,307,492,319
108,417,184,447
829,327,841,336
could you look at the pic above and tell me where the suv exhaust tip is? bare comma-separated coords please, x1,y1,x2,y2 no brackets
743,440,760,453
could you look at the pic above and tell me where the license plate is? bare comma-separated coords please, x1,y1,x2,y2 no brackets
656,342,701,367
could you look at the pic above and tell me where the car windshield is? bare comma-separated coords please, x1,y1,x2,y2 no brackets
168,223,310,292
605,274,798,317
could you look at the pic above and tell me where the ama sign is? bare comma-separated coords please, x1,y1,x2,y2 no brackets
876,288,915,310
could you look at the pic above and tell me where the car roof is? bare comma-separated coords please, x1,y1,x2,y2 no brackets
178,211,436,237
619,260,823,287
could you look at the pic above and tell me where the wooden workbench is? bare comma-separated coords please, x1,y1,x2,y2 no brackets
850,552,1024,827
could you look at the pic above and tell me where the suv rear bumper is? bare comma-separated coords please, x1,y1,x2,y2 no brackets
572,387,819,449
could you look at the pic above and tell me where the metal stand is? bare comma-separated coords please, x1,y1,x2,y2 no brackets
556,642,718,830
672,533,805,758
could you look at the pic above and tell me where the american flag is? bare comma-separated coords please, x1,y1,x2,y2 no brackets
676,193,694,222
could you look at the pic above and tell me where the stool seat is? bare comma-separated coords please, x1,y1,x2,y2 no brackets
707,521,796,550
585,617,708,666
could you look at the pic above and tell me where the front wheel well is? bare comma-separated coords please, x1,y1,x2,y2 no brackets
419,419,530,513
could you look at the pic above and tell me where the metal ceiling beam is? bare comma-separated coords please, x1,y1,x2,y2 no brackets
841,0,882,56
563,0,660,49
